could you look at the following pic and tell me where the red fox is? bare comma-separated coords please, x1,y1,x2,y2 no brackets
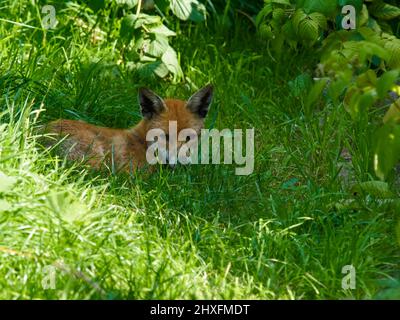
43,85,213,172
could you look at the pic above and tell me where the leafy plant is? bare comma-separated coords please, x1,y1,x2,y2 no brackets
1,0,209,82
87,0,209,80
257,0,400,181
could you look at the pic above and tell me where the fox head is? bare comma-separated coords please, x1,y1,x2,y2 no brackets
138,84,213,129
138,85,214,165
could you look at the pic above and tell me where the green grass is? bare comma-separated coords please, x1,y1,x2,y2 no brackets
0,1,399,299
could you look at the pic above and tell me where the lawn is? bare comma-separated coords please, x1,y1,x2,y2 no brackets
0,1,399,299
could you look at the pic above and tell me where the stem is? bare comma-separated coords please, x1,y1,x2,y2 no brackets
136,0,142,17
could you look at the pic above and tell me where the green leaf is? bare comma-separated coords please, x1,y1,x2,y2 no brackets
140,53,157,62
0,171,17,193
256,3,273,27
148,24,176,37
351,181,394,198
377,70,399,99
356,69,377,88
358,26,382,44
383,98,400,124
370,2,400,20
170,0,207,22
343,86,360,116
373,123,400,180
302,0,337,16
138,61,169,78
259,23,274,40
292,9,320,43
326,70,352,103
337,40,390,66
120,14,136,39
153,62,169,78
134,14,161,28
344,88,375,119
309,12,327,30
358,4,369,27
292,9,307,31
161,47,183,78
338,0,363,12
115,0,138,8
272,8,286,22
146,35,170,57
382,34,400,69
298,17,319,42
46,191,89,224
87,0,106,12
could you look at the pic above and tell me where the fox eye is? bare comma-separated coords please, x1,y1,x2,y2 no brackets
185,136,190,142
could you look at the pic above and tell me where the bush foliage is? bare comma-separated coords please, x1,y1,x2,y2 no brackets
257,0,400,181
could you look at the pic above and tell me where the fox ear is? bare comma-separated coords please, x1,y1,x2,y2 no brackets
138,87,166,119
186,84,213,118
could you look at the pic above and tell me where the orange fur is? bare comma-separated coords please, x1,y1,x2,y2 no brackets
43,89,211,173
